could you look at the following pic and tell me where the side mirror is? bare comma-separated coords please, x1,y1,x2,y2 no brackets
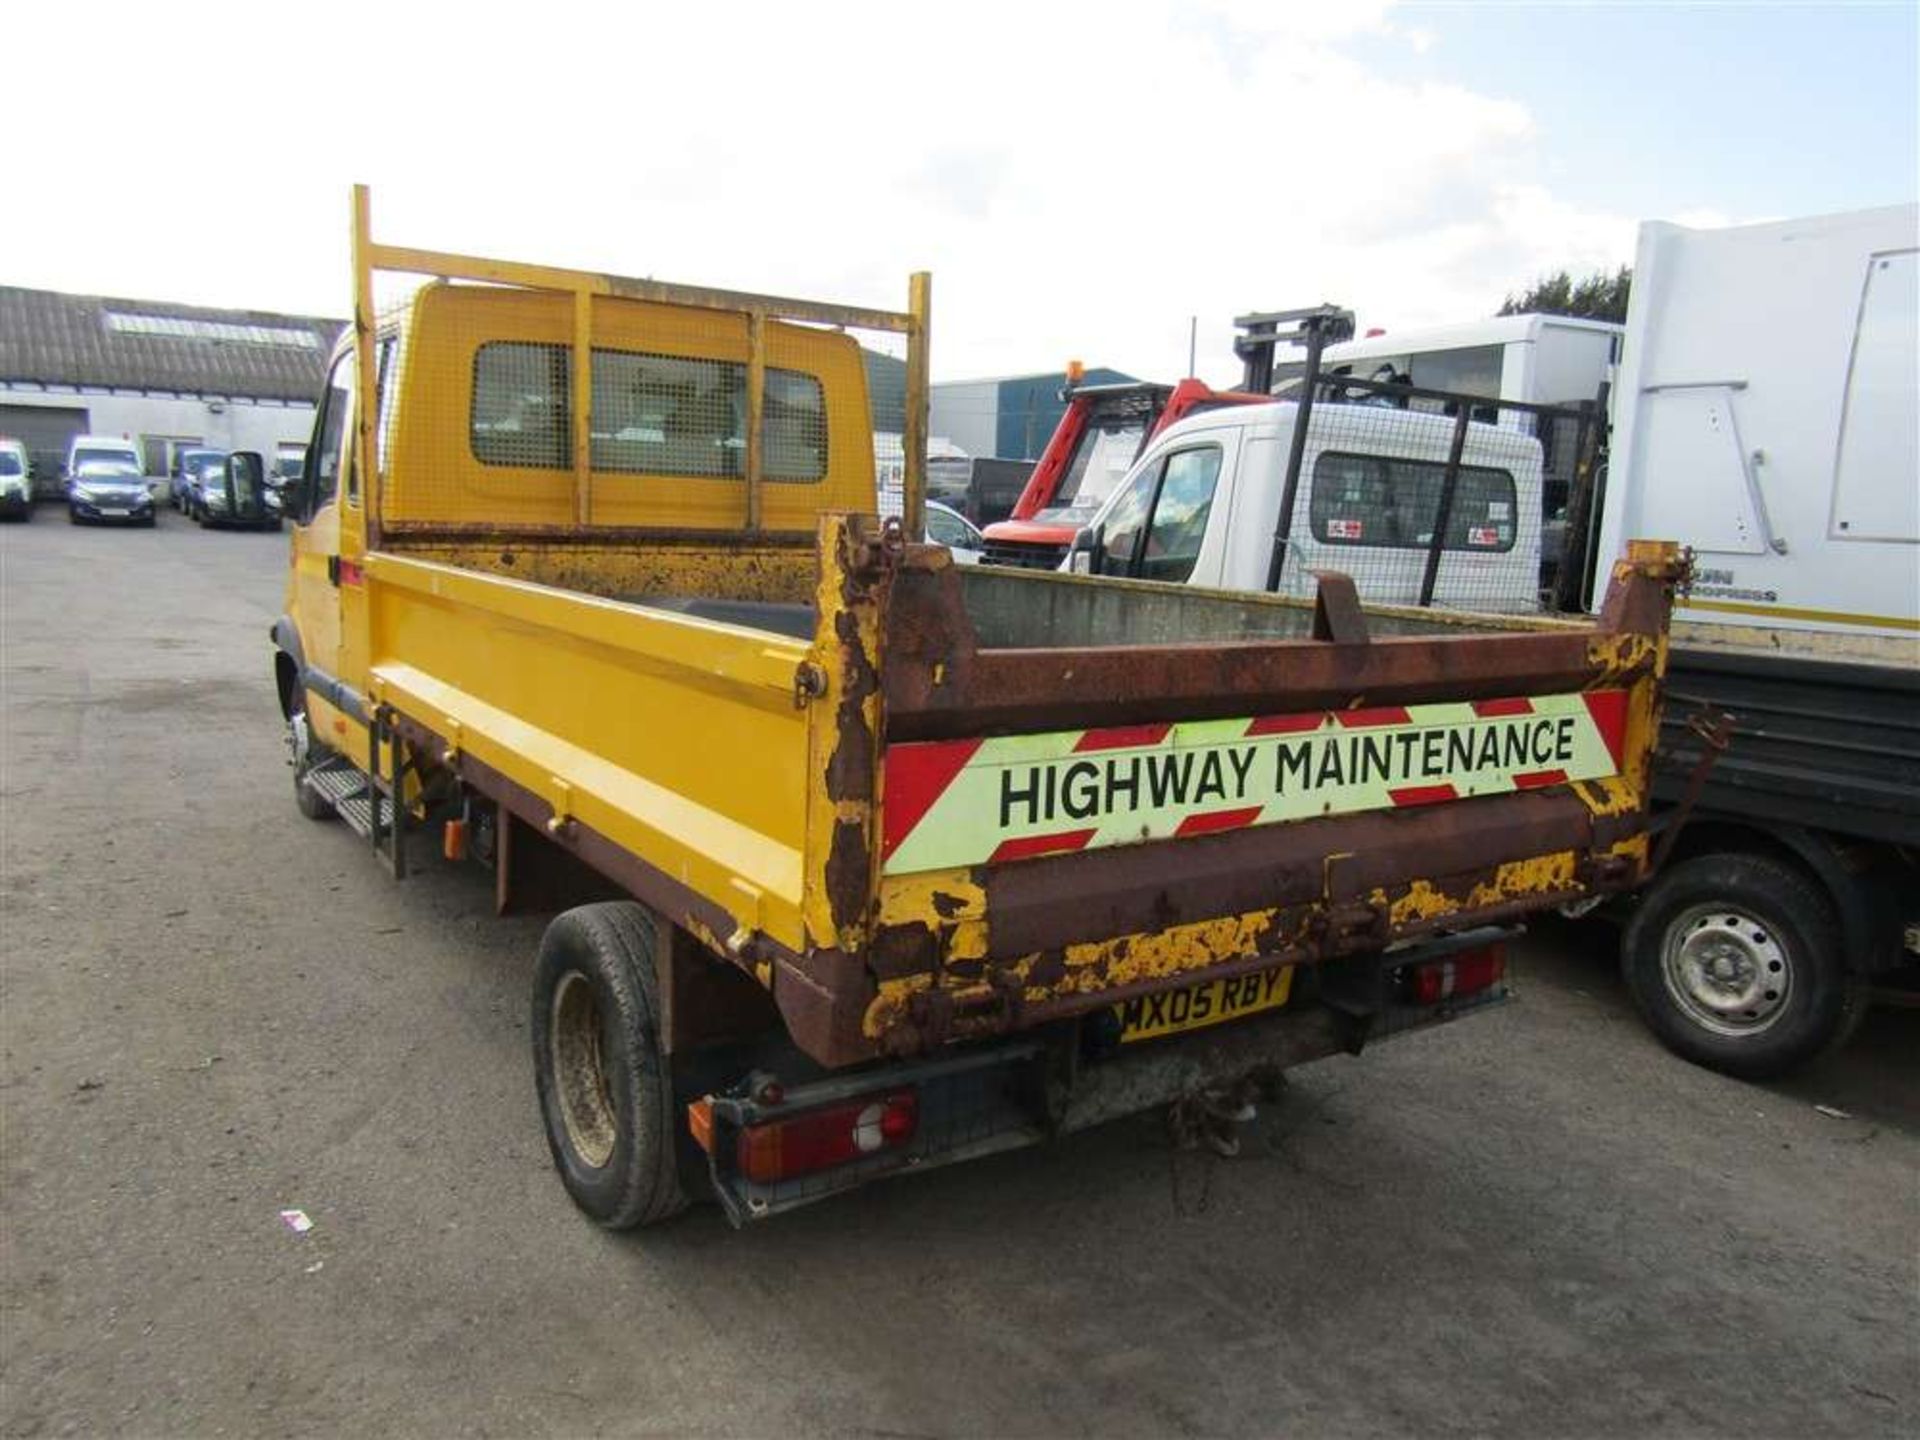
227,451,262,509
230,451,266,488
1067,526,1101,575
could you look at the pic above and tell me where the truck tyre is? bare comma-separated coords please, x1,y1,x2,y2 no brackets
531,902,688,1229
1622,852,1866,1080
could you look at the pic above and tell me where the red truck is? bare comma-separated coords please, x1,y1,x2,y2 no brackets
978,308,1351,569
977,378,1263,568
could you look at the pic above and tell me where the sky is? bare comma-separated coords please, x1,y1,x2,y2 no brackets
3,1,1914,384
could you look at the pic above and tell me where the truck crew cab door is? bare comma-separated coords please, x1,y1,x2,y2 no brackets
1096,436,1237,589
288,349,354,753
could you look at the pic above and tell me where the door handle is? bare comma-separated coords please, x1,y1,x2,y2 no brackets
327,555,341,586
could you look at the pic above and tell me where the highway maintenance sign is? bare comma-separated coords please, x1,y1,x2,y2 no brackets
881,690,1628,875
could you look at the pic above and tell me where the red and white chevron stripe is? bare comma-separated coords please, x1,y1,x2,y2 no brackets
881,690,1628,876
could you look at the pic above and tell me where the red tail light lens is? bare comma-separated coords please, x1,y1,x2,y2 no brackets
735,1091,919,1183
1406,945,1507,1006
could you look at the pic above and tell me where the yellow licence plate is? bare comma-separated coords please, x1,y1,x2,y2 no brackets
1116,965,1295,1044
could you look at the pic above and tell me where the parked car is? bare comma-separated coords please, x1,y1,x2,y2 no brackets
67,460,156,525
0,439,32,520
924,499,983,562
171,447,228,512
65,435,145,496
194,452,281,530
182,458,222,518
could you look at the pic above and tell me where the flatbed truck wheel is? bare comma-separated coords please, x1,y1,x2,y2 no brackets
1622,852,1866,1080
531,902,688,1229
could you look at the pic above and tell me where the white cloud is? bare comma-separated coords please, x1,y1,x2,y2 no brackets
2,1,1652,384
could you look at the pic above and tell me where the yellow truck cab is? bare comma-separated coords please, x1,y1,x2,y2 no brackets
281,277,876,775
259,190,1687,1227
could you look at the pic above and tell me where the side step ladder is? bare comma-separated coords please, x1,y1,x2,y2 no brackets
305,710,408,879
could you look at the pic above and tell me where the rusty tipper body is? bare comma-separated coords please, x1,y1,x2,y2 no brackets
264,189,1684,1226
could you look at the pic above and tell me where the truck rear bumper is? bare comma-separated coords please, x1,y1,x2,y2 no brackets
697,928,1513,1223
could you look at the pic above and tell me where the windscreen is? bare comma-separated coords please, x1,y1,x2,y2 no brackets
1041,416,1147,520
76,447,138,470
0,452,22,476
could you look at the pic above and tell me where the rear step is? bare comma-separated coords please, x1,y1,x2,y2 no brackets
307,757,373,831
307,747,407,878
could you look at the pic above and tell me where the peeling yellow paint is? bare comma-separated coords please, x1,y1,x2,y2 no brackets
1388,851,1579,927
864,972,934,1038
858,838,1620,1043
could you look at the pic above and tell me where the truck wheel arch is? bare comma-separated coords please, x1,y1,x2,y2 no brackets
271,616,306,719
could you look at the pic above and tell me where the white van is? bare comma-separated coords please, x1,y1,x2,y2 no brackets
65,435,145,492
0,438,32,519
1065,401,1546,612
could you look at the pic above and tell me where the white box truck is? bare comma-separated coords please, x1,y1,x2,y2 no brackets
1596,204,1919,1077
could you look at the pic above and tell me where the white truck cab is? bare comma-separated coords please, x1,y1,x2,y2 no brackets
1067,401,1546,612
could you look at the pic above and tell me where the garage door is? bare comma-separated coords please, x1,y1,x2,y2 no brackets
0,403,89,496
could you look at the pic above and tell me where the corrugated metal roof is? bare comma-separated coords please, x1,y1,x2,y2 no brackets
0,286,345,403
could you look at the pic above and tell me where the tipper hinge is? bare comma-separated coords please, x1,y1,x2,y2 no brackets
793,661,828,710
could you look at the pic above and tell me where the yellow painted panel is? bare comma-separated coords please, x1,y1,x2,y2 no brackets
365,556,814,948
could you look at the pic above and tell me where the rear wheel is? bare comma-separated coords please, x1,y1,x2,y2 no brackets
1623,852,1865,1079
531,902,688,1229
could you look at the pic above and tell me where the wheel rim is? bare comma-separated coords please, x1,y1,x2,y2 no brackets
1660,903,1793,1036
287,708,312,772
551,971,617,1168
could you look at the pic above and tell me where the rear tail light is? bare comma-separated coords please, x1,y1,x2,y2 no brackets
1405,944,1506,1006
711,1091,919,1184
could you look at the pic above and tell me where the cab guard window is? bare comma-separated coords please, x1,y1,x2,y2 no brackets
470,342,827,481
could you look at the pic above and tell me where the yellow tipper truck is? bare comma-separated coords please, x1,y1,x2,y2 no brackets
258,189,1687,1226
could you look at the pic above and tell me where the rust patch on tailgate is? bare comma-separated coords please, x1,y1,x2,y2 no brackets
804,514,897,953
879,546,1675,743
976,789,1600,961
860,836,1639,1054
889,631,1622,740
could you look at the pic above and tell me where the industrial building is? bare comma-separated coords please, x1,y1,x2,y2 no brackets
931,366,1134,460
0,286,344,491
